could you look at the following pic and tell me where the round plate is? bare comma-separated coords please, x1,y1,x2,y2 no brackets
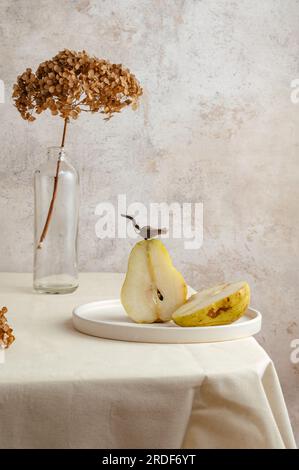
72,300,262,344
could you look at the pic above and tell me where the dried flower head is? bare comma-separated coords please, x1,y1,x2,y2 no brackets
0,307,15,349
12,49,143,121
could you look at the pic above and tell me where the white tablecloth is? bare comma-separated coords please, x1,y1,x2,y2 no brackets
0,273,296,449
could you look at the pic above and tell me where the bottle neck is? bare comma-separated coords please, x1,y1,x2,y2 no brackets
47,147,67,162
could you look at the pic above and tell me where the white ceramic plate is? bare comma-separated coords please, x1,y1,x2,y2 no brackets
72,299,262,344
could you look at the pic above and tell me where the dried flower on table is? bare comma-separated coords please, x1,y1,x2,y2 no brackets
0,307,15,349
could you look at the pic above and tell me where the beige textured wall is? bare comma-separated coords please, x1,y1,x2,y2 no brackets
0,0,299,445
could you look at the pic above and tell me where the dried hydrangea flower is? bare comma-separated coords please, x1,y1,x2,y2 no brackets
0,307,15,349
12,49,143,248
12,49,143,122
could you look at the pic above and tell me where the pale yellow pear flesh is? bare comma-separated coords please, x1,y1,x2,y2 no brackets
172,281,250,327
121,239,187,323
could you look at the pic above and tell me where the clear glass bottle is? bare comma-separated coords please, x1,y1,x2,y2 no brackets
34,147,79,294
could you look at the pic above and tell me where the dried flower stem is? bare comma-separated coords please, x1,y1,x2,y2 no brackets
37,118,69,249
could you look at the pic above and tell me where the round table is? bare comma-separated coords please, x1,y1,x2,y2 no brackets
0,273,296,449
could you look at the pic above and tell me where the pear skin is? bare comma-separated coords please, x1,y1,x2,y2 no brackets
172,281,250,327
121,239,187,323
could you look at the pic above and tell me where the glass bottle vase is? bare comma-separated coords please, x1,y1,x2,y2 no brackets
34,147,79,294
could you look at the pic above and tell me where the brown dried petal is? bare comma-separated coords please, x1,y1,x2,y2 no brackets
0,307,15,349
12,49,143,121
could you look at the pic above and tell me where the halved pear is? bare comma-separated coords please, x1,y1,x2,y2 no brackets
121,239,187,323
172,281,250,327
